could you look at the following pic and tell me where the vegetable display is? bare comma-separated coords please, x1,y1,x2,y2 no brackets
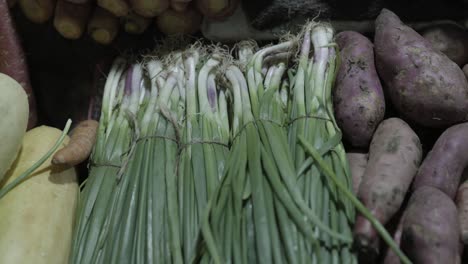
3,4,468,264
67,21,410,264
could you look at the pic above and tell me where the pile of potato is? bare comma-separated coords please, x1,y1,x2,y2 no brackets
335,9,468,263
7,0,238,44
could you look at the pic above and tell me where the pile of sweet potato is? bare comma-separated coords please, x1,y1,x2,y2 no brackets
335,8,468,264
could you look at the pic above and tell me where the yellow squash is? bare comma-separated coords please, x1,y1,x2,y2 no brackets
0,125,78,264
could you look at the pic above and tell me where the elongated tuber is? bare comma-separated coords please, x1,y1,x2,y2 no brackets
88,7,119,45
401,186,461,264
53,0,91,39
354,118,422,253
52,119,99,166
334,31,385,148
412,122,468,199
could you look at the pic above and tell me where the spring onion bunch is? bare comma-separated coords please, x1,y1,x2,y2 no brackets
70,22,411,264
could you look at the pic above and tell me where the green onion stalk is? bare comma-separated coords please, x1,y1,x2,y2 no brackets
199,36,349,263
69,58,142,264
290,23,411,264
178,48,230,263
198,61,253,264
287,23,356,264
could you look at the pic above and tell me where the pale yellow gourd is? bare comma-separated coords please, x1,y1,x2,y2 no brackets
0,73,29,182
0,126,78,264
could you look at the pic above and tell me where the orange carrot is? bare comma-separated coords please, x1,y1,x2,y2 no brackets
52,119,99,166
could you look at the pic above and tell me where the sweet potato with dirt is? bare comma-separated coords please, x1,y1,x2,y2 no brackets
354,118,422,252
412,122,468,199
346,152,368,194
334,31,385,148
400,186,461,264
421,22,468,66
374,9,468,127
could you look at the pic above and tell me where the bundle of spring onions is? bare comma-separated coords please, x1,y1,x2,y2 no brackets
69,21,411,264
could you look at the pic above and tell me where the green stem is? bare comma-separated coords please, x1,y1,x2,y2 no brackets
297,135,412,264
0,119,73,199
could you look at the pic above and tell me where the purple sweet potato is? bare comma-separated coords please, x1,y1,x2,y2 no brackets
383,216,404,264
346,152,368,194
412,122,468,199
374,9,468,127
400,186,461,264
421,22,468,66
334,31,385,148
463,64,468,79
354,118,422,251
456,180,468,244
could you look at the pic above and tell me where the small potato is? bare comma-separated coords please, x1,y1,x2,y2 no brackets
354,118,422,252
401,186,460,264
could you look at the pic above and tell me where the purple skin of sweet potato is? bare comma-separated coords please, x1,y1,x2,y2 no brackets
346,152,368,194
412,122,468,199
354,118,422,252
463,64,468,79
421,23,468,67
374,9,468,127
383,216,404,264
400,186,461,264
334,31,385,148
